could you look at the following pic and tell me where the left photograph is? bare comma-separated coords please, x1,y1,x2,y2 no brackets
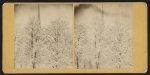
14,4,73,69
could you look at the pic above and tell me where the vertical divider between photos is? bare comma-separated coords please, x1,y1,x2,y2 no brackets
72,3,76,69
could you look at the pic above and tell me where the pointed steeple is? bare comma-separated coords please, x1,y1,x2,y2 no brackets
37,4,41,25
32,4,41,69
101,4,104,25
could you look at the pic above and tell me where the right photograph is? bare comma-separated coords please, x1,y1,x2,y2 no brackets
75,4,133,69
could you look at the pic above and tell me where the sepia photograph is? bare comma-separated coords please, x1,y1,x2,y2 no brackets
2,2,147,73
14,4,133,69
14,4,73,69
75,4,133,69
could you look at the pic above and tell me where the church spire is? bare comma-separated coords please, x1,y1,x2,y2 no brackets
37,4,41,25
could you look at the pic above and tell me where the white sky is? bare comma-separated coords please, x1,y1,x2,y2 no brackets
15,4,73,33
